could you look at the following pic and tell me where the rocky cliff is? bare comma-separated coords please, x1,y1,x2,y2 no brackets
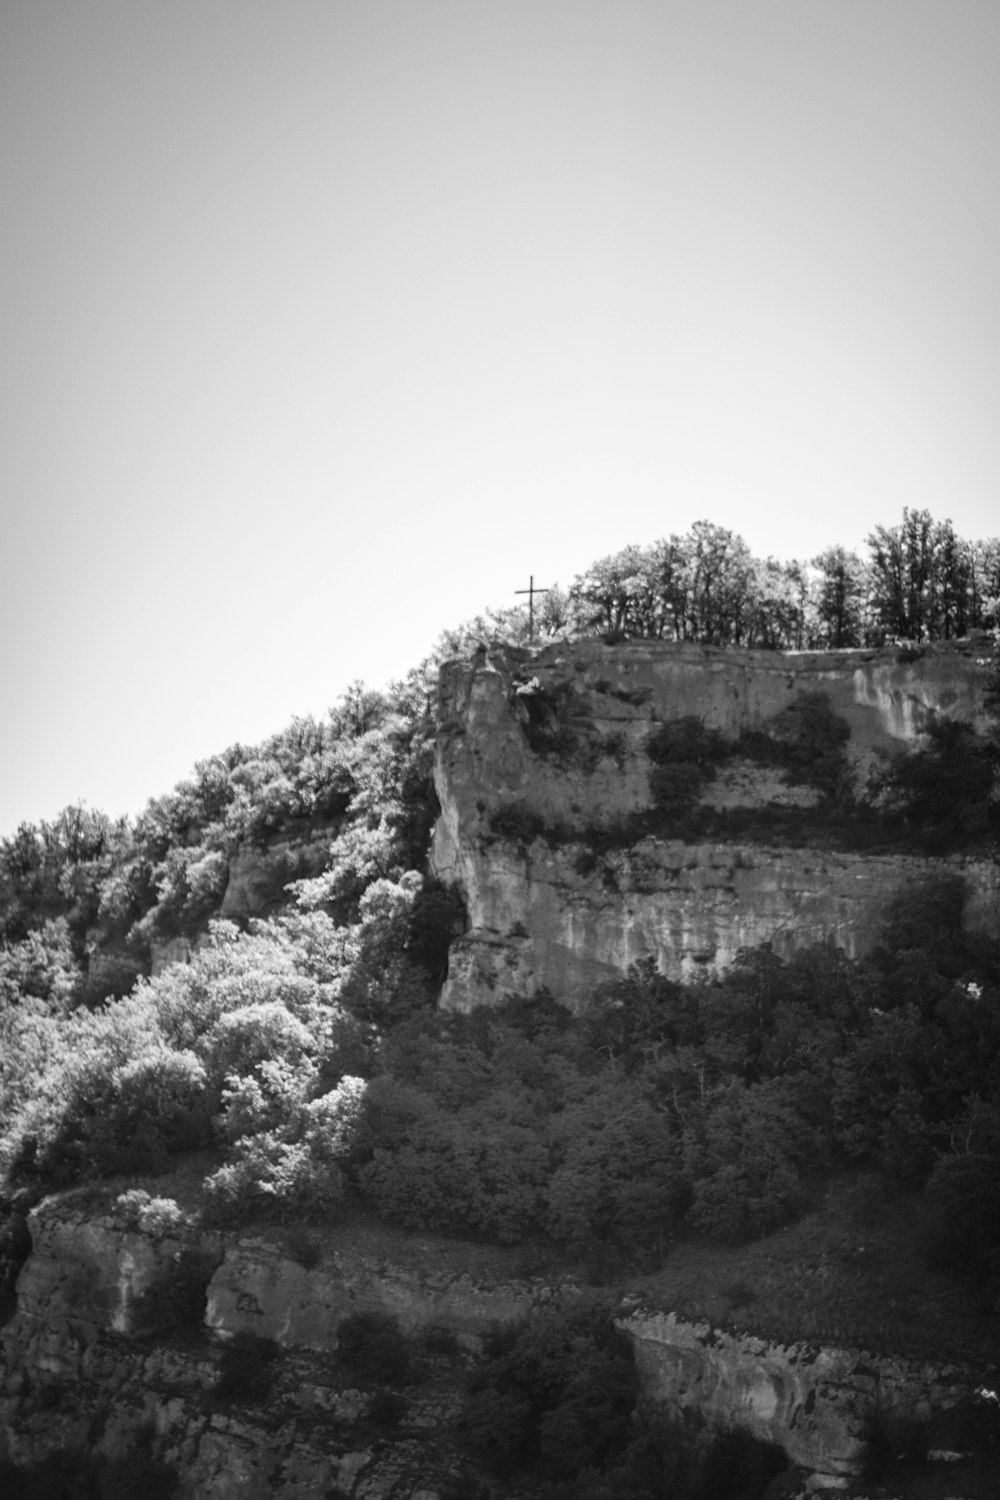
0,1199,537,1497
1,1201,989,1492
619,1307,974,1480
431,636,997,1010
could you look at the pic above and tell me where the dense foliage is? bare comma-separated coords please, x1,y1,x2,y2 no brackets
0,672,439,1008
459,1306,787,1498
354,894,1000,1291
567,510,1000,648
0,664,463,1216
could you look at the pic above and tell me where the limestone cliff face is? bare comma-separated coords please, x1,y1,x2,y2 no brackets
219,820,339,921
431,636,997,1010
3,1203,983,1488
11,1201,223,1341
205,1238,535,1351
0,1200,528,1497
619,1308,973,1479
441,837,1000,1008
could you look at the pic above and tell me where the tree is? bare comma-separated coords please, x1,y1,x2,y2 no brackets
682,521,756,645
812,545,868,647
867,508,940,641
569,544,652,637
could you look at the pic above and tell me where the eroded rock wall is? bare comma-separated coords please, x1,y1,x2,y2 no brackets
619,1308,974,1479
205,1238,535,1351
3,1203,983,1488
441,836,1000,1009
432,637,997,1010
0,1201,521,1497
12,1201,223,1340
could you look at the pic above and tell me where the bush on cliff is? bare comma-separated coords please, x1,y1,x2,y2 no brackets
922,1095,1000,1292
1,915,373,1198
459,1308,637,1480
7,1022,211,1185
336,1309,411,1385
352,896,1000,1264
203,1073,366,1223
215,1330,283,1402
0,1440,181,1499
740,689,853,802
459,1310,788,1498
868,716,999,843
646,716,728,823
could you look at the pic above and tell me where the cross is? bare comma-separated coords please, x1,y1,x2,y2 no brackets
515,575,550,642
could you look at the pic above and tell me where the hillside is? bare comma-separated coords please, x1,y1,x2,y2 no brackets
2,518,1000,1497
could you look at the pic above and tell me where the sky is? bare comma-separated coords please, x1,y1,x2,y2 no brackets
1,0,998,838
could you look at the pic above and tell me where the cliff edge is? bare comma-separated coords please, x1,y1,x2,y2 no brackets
431,636,997,1009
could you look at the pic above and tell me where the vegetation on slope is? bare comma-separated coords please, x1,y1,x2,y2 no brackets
1,508,999,1362
352,889,1000,1298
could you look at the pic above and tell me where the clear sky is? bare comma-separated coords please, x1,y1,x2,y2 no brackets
1,0,998,837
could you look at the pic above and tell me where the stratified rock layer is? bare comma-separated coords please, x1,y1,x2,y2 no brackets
2,1203,984,1487
205,1238,535,1351
0,1201,514,1497
620,1309,973,1478
431,637,997,1010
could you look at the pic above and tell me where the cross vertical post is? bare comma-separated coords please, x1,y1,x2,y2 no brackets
515,575,551,643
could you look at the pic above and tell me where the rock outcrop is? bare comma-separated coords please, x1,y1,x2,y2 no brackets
219,820,339,921
619,1308,974,1480
2,1202,986,1490
0,1199,522,1497
11,1200,222,1341
206,1238,535,1351
431,636,997,1010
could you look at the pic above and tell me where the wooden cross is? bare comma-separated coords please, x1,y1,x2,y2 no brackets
515,575,550,642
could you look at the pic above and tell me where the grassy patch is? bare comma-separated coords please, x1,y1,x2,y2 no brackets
632,1174,998,1364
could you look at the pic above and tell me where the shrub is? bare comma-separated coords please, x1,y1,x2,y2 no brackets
405,878,467,985
922,1097,1000,1286
356,1073,551,1242
488,803,551,846
646,717,729,820
337,1310,411,1385
870,718,997,840
516,679,592,763
648,761,704,819
741,691,852,802
203,1128,342,1225
205,1002,314,1082
9,1039,211,1185
646,717,728,772
459,1308,637,1481
284,1225,323,1268
133,1244,217,1330
85,1046,212,1176
114,1190,188,1237
419,1323,461,1357
215,1330,282,1402
601,730,628,765
366,1388,407,1429
685,1080,807,1243
547,1080,684,1254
